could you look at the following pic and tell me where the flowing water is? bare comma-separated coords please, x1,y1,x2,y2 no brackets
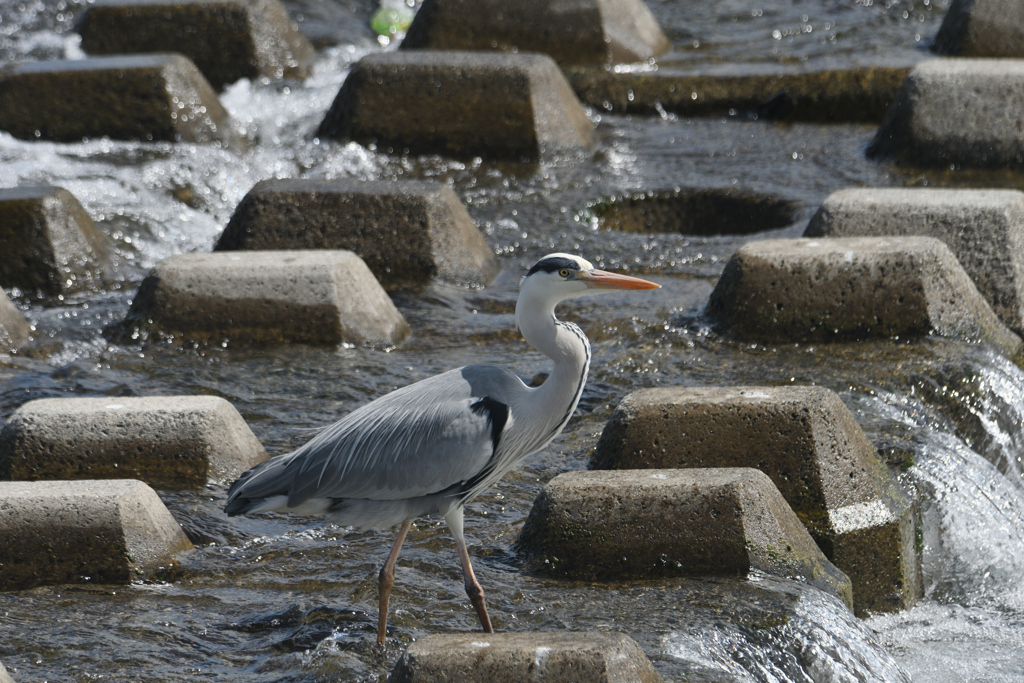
3,0,1024,681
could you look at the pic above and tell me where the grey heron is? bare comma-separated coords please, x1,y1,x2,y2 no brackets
223,253,659,648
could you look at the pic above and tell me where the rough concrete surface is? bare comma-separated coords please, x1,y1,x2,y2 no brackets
933,0,1024,58
517,468,853,606
0,661,13,683
401,0,669,66
0,479,193,590
391,632,663,683
707,236,1023,358
78,0,314,90
592,386,921,614
317,51,594,161
214,178,498,288
0,185,105,296
0,396,267,488
113,250,408,346
805,188,1024,336
869,58,1024,168
0,290,31,353
0,54,241,147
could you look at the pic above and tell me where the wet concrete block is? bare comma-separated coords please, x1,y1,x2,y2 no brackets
707,236,1024,358
933,0,1024,58
0,661,13,683
317,51,594,162
0,479,193,590
869,59,1024,168
401,0,669,67
213,179,498,288
0,54,241,147
805,188,1024,336
0,290,31,354
0,396,267,488
115,250,408,346
592,386,920,614
0,186,105,296
77,0,315,91
517,468,854,607
391,632,663,683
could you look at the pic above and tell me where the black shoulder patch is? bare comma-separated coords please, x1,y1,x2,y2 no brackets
470,396,510,454
527,256,580,277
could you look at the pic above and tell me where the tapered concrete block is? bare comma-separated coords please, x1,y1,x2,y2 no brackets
0,661,13,683
933,0,1024,58
78,0,314,90
517,468,853,607
0,186,105,296
401,0,669,67
317,52,594,162
805,188,1024,336
0,54,240,147
0,396,267,488
0,479,193,590
213,179,498,288
869,59,1024,168
592,386,920,614
0,290,31,353
114,250,408,346
391,632,663,683
707,236,1023,358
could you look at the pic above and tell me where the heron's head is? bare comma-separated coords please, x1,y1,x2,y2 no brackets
519,253,659,307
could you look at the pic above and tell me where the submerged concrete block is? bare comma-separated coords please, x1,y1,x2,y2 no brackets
0,396,267,488
707,236,1023,358
933,0,1024,58
592,386,920,614
401,0,669,67
805,188,1024,336
0,479,193,590
391,632,663,683
317,51,594,162
78,0,315,90
0,54,240,147
213,179,498,288
0,186,105,296
115,250,408,346
0,290,31,353
517,468,854,606
869,59,1024,168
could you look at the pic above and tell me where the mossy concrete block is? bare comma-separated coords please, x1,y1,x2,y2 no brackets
592,386,921,614
77,0,314,91
869,59,1024,168
401,0,669,67
0,396,267,488
116,250,408,346
213,179,498,288
0,186,105,296
805,188,1024,336
517,468,853,607
0,479,193,590
0,54,240,147
0,661,13,683
933,0,1024,58
707,236,1024,358
0,290,31,353
391,632,663,683
317,51,594,162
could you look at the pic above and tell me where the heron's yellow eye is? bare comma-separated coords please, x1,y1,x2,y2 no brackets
559,269,570,278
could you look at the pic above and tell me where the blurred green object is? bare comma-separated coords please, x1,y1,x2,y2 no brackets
371,6,413,36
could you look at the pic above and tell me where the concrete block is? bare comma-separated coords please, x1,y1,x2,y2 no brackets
0,186,105,296
317,51,594,162
592,386,920,614
933,0,1024,58
401,0,669,67
706,236,1024,358
0,290,31,353
805,188,1024,336
517,468,853,607
114,250,408,346
869,58,1024,168
0,661,13,683
213,179,498,288
0,479,193,590
77,0,315,91
0,54,241,147
0,396,267,488
391,632,663,683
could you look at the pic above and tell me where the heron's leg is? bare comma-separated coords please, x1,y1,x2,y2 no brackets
444,507,493,633
377,518,413,649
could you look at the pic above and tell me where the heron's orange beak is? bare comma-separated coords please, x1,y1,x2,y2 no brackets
581,269,660,290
